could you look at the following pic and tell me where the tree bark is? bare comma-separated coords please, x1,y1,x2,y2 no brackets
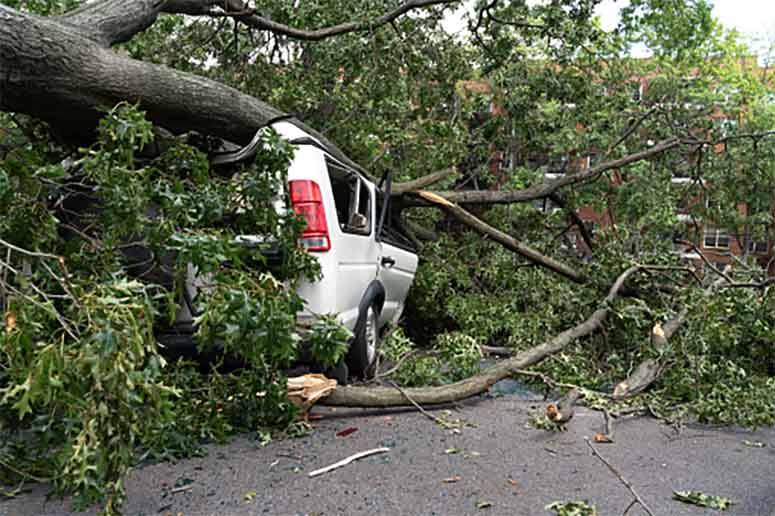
0,5,365,173
323,266,639,407
58,0,165,45
402,138,681,207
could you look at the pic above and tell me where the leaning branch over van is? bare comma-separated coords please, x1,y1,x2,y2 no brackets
399,138,682,207
417,191,586,284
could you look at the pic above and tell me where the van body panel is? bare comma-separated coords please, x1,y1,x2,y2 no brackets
175,122,418,367
378,242,419,326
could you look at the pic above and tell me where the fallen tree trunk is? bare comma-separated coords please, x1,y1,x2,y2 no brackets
0,4,368,175
611,311,687,400
323,266,639,407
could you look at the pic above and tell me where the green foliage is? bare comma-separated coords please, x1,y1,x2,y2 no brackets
545,500,598,516
381,329,481,386
307,315,351,369
673,490,732,510
1,279,176,512
0,105,324,513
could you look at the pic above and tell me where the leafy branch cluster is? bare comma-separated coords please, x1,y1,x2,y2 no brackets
0,105,349,512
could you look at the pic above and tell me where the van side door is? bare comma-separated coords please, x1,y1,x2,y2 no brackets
375,189,419,326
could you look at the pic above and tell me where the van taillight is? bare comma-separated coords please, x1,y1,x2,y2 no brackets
289,180,330,252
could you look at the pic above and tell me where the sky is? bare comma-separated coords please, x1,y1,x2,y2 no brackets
444,0,775,56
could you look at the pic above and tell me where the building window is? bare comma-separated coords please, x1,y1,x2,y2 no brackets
630,81,643,102
703,226,729,249
746,228,769,254
533,197,559,213
747,238,769,254
548,155,568,174
499,151,514,172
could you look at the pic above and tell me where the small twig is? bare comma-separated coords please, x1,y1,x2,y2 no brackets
376,349,441,380
170,483,194,494
584,438,656,516
276,452,303,460
388,380,455,429
0,237,61,261
0,455,53,483
375,349,419,379
308,447,390,478
513,369,613,399
603,409,614,439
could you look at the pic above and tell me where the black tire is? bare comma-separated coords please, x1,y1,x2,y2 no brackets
324,359,349,385
346,304,380,378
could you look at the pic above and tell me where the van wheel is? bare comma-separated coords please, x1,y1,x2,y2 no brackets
347,304,379,378
324,359,349,385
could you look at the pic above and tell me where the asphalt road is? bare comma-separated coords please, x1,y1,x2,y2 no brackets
2,381,775,516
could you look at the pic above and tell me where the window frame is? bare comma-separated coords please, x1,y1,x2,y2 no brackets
703,226,730,249
326,159,373,237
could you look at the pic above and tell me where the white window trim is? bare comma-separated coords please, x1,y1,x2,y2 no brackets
703,226,729,249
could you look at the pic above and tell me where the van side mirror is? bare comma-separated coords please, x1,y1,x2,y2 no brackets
349,213,368,231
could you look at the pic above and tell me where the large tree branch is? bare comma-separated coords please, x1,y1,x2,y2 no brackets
59,0,166,46
162,0,459,41
0,5,364,173
403,138,681,207
54,0,458,46
418,192,586,284
324,266,640,407
392,167,457,194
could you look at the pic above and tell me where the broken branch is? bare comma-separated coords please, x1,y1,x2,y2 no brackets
585,438,656,516
418,191,586,284
612,311,687,400
392,167,457,194
323,267,639,407
308,447,390,478
404,138,681,207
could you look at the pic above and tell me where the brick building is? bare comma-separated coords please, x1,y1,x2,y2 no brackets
457,70,775,277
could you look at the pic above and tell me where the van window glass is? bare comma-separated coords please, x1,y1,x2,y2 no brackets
376,191,416,251
328,160,371,235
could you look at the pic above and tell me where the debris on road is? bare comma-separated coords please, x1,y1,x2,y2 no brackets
335,427,358,438
672,490,732,510
545,500,597,515
308,447,390,478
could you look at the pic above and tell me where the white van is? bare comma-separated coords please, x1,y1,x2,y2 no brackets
181,121,419,380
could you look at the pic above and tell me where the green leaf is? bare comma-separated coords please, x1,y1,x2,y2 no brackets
673,490,732,510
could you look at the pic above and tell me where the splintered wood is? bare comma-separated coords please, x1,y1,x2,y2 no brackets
287,374,337,415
